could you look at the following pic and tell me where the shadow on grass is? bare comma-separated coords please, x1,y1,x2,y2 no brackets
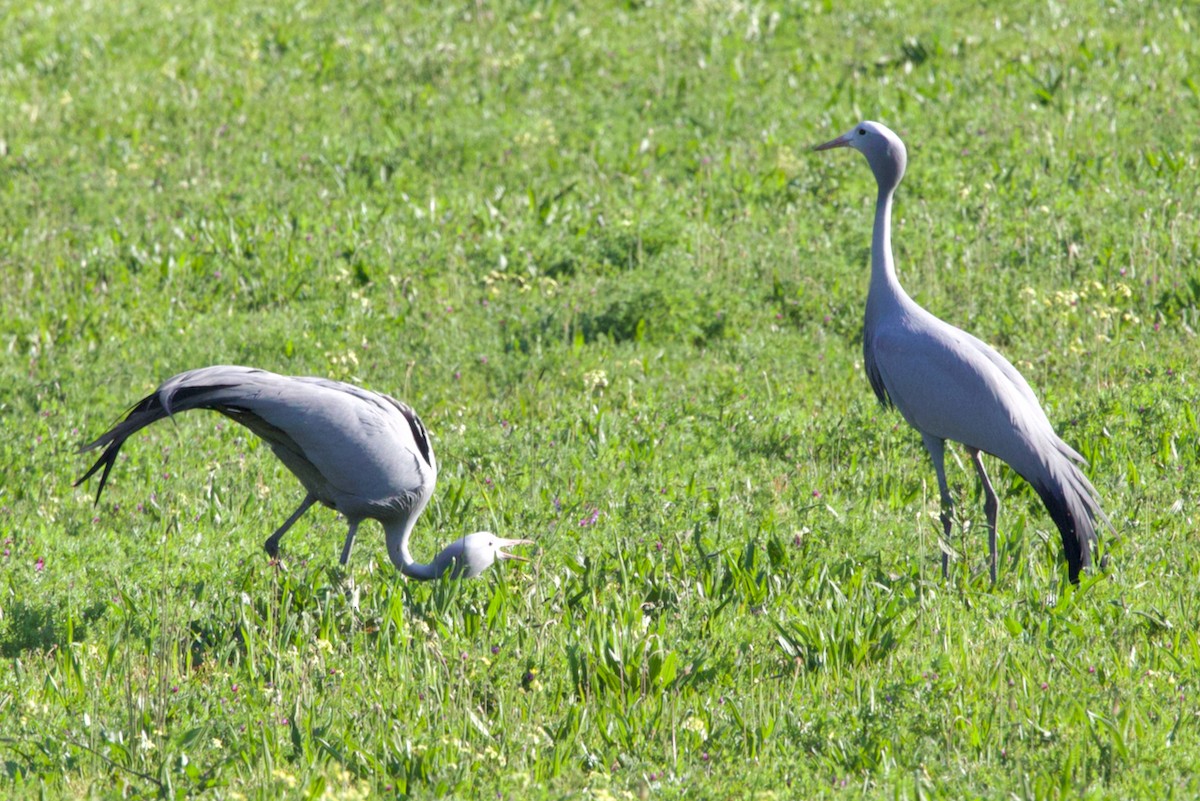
0,599,108,657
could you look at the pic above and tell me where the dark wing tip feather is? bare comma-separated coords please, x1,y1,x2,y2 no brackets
75,378,244,507
74,390,167,506
74,442,122,506
1031,478,1096,584
863,344,893,409
383,396,434,468
164,382,239,415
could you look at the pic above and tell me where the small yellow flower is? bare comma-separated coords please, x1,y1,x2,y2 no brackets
320,767,370,800
272,768,298,789
583,369,609,393
775,146,802,174
682,716,708,739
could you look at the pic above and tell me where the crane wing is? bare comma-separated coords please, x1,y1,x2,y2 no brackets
77,366,438,516
177,369,436,511
867,316,1051,462
862,329,893,408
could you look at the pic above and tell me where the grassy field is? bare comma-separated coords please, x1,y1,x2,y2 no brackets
2,0,1199,797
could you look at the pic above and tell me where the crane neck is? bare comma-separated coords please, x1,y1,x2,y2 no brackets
867,185,910,315
383,496,447,580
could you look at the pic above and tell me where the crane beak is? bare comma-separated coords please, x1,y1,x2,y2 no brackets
813,132,853,152
495,537,535,562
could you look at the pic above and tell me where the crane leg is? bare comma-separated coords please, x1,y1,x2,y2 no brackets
968,448,999,584
339,520,360,566
333,521,361,611
921,434,954,579
264,493,318,557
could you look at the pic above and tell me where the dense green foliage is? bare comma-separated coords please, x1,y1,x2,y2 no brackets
2,0,1198,797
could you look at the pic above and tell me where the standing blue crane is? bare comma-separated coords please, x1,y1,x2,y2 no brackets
815,121,1108,583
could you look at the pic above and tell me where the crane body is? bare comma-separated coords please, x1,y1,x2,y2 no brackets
77,366,531,579
816,122,1108,583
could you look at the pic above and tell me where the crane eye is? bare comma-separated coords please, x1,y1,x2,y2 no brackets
858,128,866,135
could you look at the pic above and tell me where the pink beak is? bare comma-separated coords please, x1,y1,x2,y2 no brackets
495,537,535,562
813,132,853,152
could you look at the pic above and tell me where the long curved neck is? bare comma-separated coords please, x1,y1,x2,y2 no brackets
383,495,451,580
866,184,909,315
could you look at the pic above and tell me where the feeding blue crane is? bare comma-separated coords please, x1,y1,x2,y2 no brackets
77,366,532,579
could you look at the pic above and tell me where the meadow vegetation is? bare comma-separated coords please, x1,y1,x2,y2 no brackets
1,0,1199,797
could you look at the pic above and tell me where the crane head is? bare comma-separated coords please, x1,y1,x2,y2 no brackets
814,120,907,188
434,532,535,579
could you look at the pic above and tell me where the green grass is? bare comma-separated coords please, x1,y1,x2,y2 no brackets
1,0,1199,797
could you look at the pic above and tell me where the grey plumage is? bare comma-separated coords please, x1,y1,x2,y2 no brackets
77,365,532,580
815,121,1109,583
